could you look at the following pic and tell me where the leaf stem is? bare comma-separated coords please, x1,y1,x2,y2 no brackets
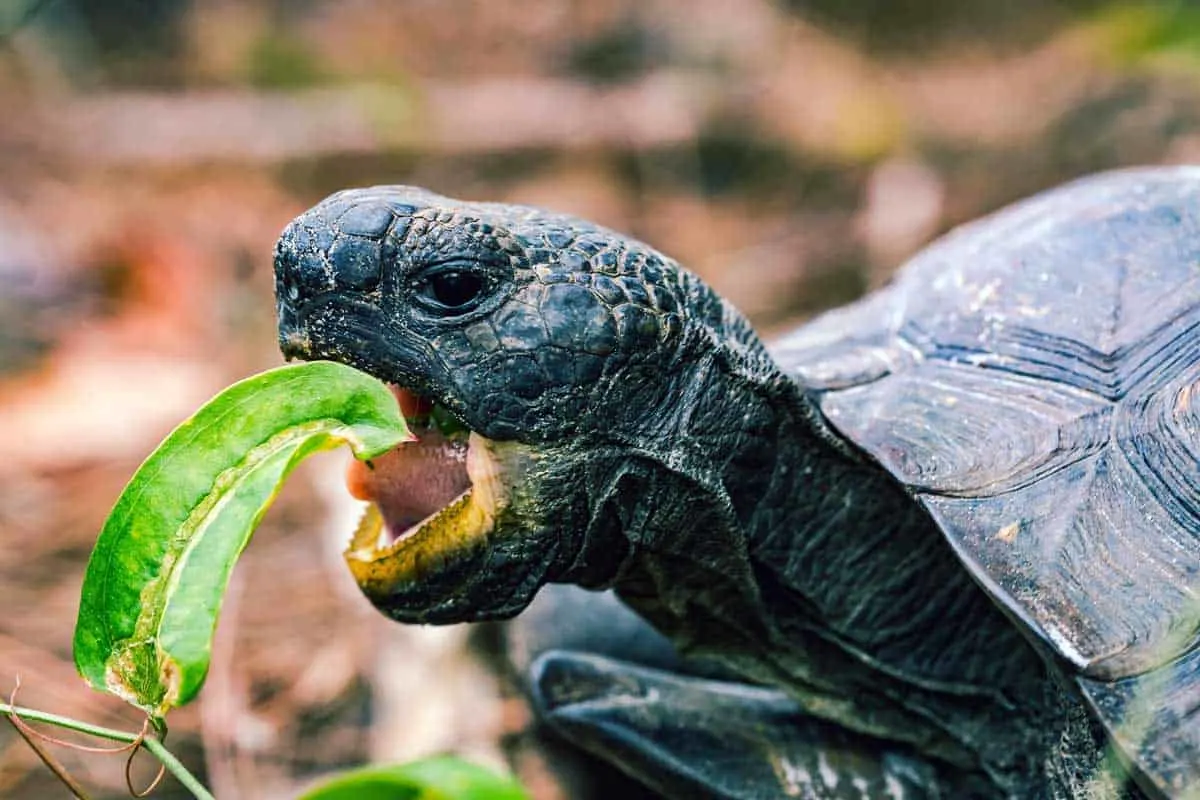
141,736,214,799
5,710,91,799
0,702,215,800
2,703,134,741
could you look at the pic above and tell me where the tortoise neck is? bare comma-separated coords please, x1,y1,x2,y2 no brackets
743,395,1076,786
609,320,1063,785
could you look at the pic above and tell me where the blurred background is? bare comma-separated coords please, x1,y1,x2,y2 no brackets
1,0,1198,797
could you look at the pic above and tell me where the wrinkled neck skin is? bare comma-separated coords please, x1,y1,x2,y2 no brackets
559,297,1086,794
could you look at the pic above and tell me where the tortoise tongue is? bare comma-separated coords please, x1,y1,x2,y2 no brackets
345,387,471,539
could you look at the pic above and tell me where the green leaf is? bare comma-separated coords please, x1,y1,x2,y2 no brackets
73,361,412,719
297,756,531,800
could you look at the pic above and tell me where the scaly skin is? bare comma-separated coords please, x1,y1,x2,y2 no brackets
274,187,1131,798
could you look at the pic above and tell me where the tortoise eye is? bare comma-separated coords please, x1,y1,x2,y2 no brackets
417,268,486,313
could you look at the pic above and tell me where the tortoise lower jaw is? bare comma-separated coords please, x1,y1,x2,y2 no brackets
344,432,529,602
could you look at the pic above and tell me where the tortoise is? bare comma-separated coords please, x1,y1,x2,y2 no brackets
273,167,1200,799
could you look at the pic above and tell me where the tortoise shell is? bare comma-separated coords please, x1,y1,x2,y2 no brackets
772,167,1200,796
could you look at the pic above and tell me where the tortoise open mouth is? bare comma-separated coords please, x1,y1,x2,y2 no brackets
341,385,516,599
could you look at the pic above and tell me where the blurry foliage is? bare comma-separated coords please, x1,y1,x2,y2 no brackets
787,0,1200,64
1048,81,1182,173
1091,2,1200,69
789,261,871,314
616,128,861,207
783,0,1108,52
245,31,329,88
29,0,192,85
563,22,668,84
622,132,801,198
70,0,191,58
0,0,48,39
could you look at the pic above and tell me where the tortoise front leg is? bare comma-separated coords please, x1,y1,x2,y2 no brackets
528,649,966,800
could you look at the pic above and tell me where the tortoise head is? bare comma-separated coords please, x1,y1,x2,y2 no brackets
275,187,773,624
